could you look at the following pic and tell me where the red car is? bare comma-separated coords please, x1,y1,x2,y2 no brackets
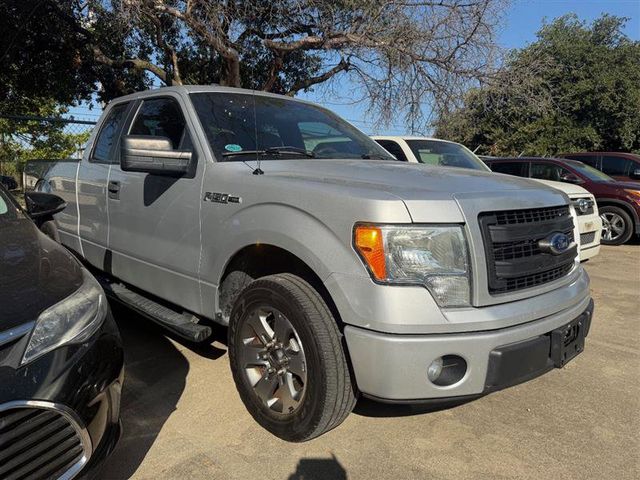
482,157,640,245
559,152,640,184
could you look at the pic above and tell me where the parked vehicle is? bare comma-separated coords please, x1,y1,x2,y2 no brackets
559,152,640,183
373,137,601,261
1,174,18,191
482,157,640,246
0,185,124,479
26,86,594,441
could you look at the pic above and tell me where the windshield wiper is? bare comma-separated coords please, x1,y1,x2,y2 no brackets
361,152,392,160
222,146,315,158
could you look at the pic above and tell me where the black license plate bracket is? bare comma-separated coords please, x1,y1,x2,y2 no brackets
550,316,585,368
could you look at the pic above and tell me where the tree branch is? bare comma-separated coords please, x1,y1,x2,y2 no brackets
92,46,168,84
285,58,351,96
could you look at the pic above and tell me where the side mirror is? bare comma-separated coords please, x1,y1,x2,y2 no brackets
560,173,583,184
121,135,191,175
24,191,66,218
630,168,640,179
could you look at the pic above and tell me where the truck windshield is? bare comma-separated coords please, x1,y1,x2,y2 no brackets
405,140,489,171
190,92,395,161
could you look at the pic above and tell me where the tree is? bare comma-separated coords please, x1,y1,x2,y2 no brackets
1,0,508,129
435,14,640,155
0,99,91,180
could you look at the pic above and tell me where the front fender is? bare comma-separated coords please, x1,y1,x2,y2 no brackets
200,202,369,289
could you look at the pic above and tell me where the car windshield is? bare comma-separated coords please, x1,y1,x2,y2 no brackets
405,140,490,171
568,161,615,182
190,92,395,161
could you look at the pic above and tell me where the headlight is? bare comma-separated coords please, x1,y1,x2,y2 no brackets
22,269,107,364
354,224,470,307
624,189,640,205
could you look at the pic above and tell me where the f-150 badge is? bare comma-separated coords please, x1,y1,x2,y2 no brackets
203,192,241,204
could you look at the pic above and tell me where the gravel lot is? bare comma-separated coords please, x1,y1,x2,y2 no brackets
99,243,640,480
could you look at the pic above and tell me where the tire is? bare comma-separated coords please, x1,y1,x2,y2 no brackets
228,273,357,441
40,220,60,243
600,206,633,245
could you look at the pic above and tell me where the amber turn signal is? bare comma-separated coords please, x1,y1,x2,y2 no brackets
354,225,387,280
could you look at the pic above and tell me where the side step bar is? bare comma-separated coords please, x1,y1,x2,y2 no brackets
97,276,212,343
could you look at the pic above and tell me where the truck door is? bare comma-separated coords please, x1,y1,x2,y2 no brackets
77,101,131,269
106,94,204,315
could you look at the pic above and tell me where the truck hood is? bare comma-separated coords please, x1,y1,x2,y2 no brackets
531,179,591,196
259,160,566,222
263,159,547,196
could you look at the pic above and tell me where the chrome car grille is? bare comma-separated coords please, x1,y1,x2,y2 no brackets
0,404,90,480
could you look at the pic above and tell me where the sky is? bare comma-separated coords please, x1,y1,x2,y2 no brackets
69,0,640,134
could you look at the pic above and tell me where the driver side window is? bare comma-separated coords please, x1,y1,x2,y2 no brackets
130,98,190,150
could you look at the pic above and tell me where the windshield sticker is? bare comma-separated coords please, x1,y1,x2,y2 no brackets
224,144,242,152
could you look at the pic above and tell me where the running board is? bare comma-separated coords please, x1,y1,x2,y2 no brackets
98,276,212,343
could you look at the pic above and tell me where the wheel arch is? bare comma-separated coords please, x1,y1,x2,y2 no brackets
597,198,638,224
216,243,344,329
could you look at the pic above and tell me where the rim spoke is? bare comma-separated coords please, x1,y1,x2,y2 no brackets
287,352,306,380
246,310,274,344
273,313,293,343
241,341,268,368
275,377,299,414
253,371,278,404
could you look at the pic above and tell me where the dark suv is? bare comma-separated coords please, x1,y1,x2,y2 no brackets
482,157,640,245
559,152,640,184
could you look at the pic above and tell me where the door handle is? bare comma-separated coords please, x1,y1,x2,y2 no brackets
108,181,121,199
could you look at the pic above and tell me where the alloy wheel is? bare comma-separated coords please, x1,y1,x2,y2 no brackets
239,307,307,415
601,212,626,242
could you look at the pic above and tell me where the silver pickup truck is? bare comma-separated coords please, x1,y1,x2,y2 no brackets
26,85,594,441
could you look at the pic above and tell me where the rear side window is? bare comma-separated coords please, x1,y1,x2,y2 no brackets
531,162,572,182
92,103,129,163
130,98,187,149
375,140,408,161
601,156,631,176
564,154,598,167
489,162,528,177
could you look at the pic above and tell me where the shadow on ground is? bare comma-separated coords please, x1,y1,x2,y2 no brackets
353,395,477,418
288,455,348,480
98,302,226,479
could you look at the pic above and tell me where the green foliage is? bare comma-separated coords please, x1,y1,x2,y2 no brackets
435,14,640,156
0,99,90,181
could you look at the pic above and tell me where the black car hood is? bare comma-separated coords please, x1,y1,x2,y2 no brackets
0,218,83,330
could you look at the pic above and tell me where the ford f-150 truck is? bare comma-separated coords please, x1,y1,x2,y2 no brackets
25,85,594,442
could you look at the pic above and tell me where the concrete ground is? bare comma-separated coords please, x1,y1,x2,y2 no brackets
99,244,640,480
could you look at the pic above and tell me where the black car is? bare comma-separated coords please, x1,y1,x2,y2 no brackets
0,185,124,479
0,174,18,191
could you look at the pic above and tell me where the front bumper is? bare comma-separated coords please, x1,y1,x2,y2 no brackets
344,297,594,402
0,309,124,479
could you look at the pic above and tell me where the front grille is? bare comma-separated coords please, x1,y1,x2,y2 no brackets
494,205,570,225
580,231,596,245
479,205,577,294
0,406,88,480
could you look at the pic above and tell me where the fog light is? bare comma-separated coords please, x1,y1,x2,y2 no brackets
427,357,444,382
427,355,467,386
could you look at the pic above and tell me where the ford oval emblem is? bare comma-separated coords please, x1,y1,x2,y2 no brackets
539,232,571,255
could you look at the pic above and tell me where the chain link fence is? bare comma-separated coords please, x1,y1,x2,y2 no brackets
0,114,96,190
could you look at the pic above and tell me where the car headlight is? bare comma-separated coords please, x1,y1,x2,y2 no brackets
22,269,107,364
354,224,470,307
